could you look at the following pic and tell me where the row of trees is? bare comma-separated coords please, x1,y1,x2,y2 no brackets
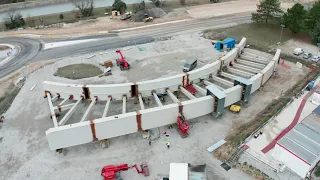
252,0,320,44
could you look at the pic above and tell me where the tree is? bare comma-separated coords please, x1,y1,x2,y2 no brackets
112,0,127,13
150,0,165,7
133,1,145,13
252,0,283,25
70,0,94,17
180,0,185,5
4,11,25,29
283,3,307,34
26,15,36,27
59,14,64,20
210,0,219,3
306,0,320,30
310,21,320,44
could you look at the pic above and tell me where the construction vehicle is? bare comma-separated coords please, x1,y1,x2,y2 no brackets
143,14,153,22
230,104,241,113
100,60,114,68
120,13,132,20
177,114,190,138
115,50,130,71
101,163,149,180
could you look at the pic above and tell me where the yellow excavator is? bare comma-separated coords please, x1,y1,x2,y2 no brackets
143,14,153,22
230,104,241,113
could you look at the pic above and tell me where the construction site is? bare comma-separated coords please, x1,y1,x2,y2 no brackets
1,24,317,180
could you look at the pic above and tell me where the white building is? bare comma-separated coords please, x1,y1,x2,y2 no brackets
272,106,320,178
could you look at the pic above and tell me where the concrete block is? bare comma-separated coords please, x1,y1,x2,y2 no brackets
223,85,242,107
181,96,214,119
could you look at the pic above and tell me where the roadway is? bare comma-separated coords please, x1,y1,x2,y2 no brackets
0,15,251,78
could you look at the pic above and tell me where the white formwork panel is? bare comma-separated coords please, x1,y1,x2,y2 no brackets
188,61,221,83
223,85,243,107
95,112,138,139
181,96,214,119
87,83,133,100
220,48,239,66
137,74,184,96
140,104,179,130
46,121,92,150
272,144,310,178
272,49,281,70
261,61,275,85
249,73,263,94
236,37,247,52
42,81,84,100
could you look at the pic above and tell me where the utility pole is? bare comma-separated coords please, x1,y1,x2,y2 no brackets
278,24,285,44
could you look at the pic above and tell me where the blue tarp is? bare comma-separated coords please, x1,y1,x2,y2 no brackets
215,38,236,51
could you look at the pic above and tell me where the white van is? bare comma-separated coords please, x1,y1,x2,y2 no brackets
293,48,304,55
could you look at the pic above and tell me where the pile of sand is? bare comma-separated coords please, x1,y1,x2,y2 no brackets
132,8,167,22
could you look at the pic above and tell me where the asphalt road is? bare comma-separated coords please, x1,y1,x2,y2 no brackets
0,15,251,78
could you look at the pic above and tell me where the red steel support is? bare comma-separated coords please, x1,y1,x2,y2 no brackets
90,120,98,141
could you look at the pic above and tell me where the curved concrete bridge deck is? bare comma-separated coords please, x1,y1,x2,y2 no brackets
42,38,282,150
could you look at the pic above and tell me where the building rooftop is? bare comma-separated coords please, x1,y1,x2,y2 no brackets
277,110,320,165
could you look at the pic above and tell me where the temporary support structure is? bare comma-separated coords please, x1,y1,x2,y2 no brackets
192,84,206,96
228,67,255,78
206,85,226,118
220,72,237,80
58,98,82,126
138,94,145,110
102,97,112,117
58,98,69,106
237,59,266,69
80,97,97,122
180,87,196,99
47,93,58,127
167,89,180,103
232,63,261,74
234,77,253,103
54,103,75,112
51,94,60,102
203,80,224,91
122,96,127,114
153,92,163,106
212,76,234,87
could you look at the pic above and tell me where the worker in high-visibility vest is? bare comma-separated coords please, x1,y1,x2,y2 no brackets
166,140,170,149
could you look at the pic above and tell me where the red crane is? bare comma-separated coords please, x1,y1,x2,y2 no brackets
101,163,149,180
116,50,130,71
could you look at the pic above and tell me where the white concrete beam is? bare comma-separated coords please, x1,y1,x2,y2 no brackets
80,98,96,122
233,63,261,73
122,96,127,114
228,67,255,78
153,92,163,107
193,84,206,96
51,95,59,102
47,93,58,127
58,98,69,106
220,72,237,80
212,76,234,87
166,89,180,103
242,52,269,61
58,98,82,126
54,103,75,112
237,59,266,69
102,97,112,117
180,87,196,99
203,80,224,91
240,56,269,64
138,94,145,110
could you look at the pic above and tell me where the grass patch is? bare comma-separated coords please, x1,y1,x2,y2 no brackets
0,84,21,115
203,23,311,52
315,167,320,177
236,163,272,180
55,64,103,80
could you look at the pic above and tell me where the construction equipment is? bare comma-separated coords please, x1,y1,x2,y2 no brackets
115,50,130,71
143,14,153,22
229,104,241,113
101,163,149,180
177,114,190,138
100,60,114,68
120,13,132,20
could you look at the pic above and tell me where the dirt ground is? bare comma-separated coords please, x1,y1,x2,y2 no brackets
0,29,311,180
55,64,103,79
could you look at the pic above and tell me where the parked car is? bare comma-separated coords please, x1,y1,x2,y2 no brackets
183,58,197,72
293,48,304,55
312,56,320,63
302,52,312,59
